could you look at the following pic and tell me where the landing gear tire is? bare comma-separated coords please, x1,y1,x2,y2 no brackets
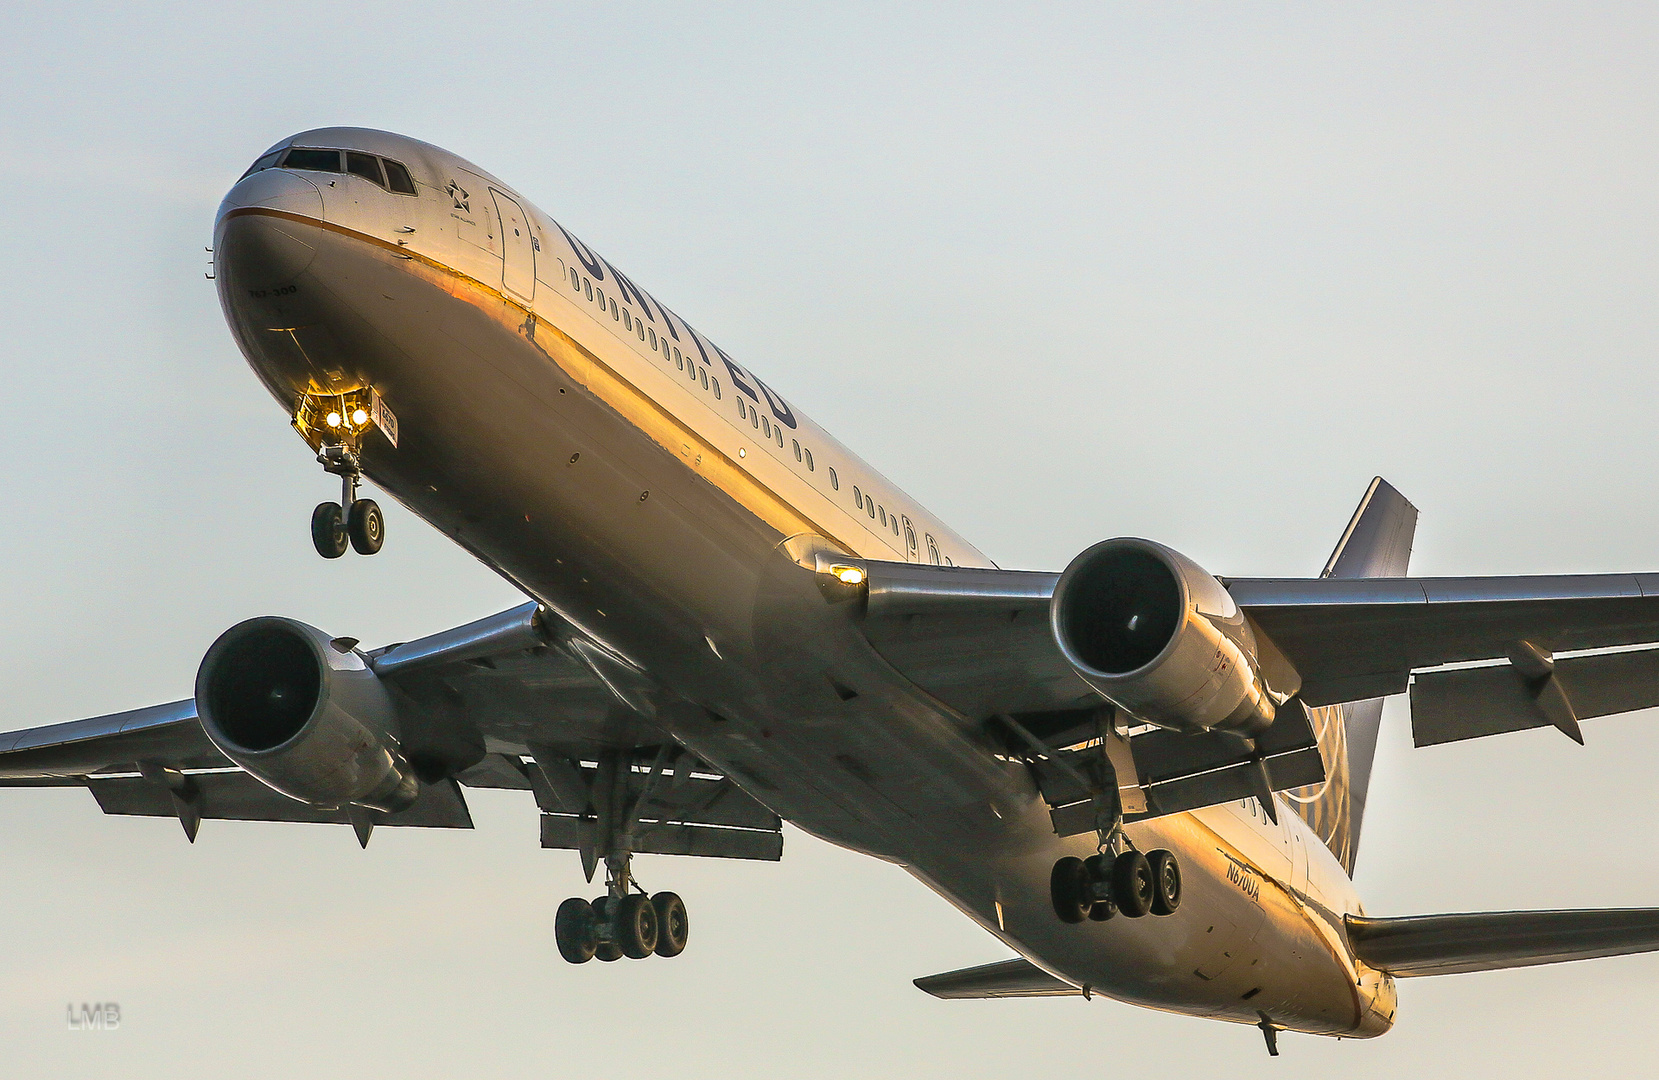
615,893,659,959
347,498,384,555
1148,849,1182,916
652,892,689,957
311,502,348,559
1050,856,1091,924
1083,853,1117,921
1113,850,1155,918
554,897,598,964
591,897,623,961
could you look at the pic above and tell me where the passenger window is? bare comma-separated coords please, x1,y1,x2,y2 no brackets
382,158,418,195
792,440,802,462
904,522,916,551
346,151,384,186
637,321,646,341
762,416,772,439
700,370,708,389
879,507,887,526
892,517,899,536
804,449,814,471
828,467,838,490
854,486,863,510
570,268,580,290
776,428,784,448
611,299,620,320
751,409,759,429
624,309,632,331
738,399,748,420
648,328,657,349
712,378,720,399
673,347,683,370
868,500,877,520
283,148,342,172
585,280,594,301
927,536,941,565
944,556,953,566
595,286,605,307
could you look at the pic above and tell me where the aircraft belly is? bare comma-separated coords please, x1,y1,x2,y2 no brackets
217,215,1378,1036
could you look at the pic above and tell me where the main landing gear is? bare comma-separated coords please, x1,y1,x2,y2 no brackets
553,856,690,964
311,443,384,559
1050,848,1181,923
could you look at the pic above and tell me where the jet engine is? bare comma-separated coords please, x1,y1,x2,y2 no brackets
195,617,419,812
1051,538,1278,735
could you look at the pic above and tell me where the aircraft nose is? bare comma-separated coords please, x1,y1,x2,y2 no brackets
214,171,325,288
217,168,324,226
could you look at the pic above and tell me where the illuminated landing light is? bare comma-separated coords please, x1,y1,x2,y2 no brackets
351,408,369,426
325,411,342,428
829,565,866,586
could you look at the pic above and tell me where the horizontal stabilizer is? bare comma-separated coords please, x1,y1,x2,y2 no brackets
914,958,1081,999
1347,908,1659,977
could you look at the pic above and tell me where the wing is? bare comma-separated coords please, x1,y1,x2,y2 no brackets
849,559,1659,763
0,602,781,864
1347,909,1659,977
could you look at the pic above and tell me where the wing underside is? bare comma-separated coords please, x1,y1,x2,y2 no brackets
0,602,781,862
1348,909,1659,977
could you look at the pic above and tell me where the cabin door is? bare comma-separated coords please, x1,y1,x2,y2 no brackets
491,189,536,303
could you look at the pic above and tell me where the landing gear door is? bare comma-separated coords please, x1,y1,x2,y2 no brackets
491,189,536,304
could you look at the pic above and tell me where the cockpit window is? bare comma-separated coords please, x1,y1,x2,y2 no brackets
382,159,418,195
346,151,384,186
239,150,283,180
282,148,342,173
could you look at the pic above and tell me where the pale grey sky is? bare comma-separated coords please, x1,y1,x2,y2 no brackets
3,2,1659,1075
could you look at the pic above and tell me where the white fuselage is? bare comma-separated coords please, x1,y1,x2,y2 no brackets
213,127,1396,1038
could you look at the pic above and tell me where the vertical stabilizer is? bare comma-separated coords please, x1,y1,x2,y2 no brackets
1288,478,1417,873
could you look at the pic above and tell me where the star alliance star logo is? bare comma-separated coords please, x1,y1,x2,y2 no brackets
446,180,470,213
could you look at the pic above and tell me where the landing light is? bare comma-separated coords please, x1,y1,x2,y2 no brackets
351,408,369,426
829,565,866,586
325,412,342,428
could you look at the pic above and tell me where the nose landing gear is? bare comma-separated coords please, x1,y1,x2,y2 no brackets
311,444,384,559
294,391,394,559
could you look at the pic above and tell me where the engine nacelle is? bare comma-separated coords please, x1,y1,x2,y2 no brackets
1051,538,1277,735
195,617,419,812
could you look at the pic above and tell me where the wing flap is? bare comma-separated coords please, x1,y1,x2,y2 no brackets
913,958,1082,999
1411,646,1659,746
1347,908,1659,977
88,771,474,829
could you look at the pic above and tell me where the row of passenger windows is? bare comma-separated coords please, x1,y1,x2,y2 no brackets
559,256,950,565
567,266,720,399
241,146,419,195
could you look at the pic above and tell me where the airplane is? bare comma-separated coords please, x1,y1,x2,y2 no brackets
7,126,1659,1056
